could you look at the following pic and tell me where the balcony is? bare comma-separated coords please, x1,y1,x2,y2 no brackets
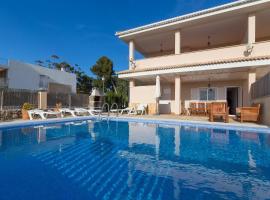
0,78,8,88
134,41,270,70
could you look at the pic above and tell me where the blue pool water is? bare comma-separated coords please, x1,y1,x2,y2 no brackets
0,119,270,200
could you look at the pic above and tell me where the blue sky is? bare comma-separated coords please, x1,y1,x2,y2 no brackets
0,0,235,76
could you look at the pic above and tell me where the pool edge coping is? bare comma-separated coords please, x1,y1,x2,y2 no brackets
0,115,269,133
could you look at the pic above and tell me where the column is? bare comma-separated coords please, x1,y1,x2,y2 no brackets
248,14,256,44
175,30,181,54
38,91,47,109
247,70,256,106
129,79,135,88
175,76,181,115
129,40,135,69
129,79,135,107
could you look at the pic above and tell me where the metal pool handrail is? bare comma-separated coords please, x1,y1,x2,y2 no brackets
99,103,110,119
110,103,119,117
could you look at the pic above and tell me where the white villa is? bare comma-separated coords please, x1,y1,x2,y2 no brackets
0,60,77,93
116,0,270,115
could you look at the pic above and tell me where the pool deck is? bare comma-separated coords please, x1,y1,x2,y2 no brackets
0,114,269,133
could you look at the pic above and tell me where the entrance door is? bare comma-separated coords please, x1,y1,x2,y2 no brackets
226,87,239,115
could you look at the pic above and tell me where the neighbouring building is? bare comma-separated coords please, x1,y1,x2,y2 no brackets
0,59,77,93
116,0,270,115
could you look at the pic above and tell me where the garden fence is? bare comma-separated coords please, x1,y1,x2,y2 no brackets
251,72,270,99
0,89,38,110
47,92,89,108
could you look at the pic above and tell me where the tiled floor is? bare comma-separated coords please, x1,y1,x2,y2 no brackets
117,114,267,128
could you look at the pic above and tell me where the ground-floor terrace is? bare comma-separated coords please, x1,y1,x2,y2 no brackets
124,65,270,118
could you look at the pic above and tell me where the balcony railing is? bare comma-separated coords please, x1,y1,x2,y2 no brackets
0,78,8,88
134,41,270,70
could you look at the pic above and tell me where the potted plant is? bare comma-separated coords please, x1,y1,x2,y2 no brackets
22,103,33,120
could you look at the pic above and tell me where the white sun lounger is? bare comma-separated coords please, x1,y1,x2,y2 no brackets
135,104,147,115
120,107,135,115
59,108,88,117
59,108,77,117
75,108,102,116
28,109,61,120
74,108,92,116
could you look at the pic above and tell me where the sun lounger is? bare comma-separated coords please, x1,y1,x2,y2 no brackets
120,107,135,115
28,109,61,120
59,108,77,117
74,108,91,116
127,104,147,115
75,108,102,116
135,104,147,115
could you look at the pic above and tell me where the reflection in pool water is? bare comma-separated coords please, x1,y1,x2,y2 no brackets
0,120,270,200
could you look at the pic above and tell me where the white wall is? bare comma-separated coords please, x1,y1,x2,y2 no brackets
7,60,77,93
130,85,156,103
7,60,40,91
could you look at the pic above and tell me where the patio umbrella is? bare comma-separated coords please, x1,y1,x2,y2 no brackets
155,75,161,115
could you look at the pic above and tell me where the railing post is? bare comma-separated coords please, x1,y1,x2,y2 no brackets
0,90,3,111
68,94,71,108
38,91,47,109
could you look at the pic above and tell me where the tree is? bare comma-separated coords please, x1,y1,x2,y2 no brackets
51,54,60,60
91,56,128,108
54,61,73,72
73,67,93,94
45,60,53,68
90,56,114,92
51,54,60,69
35,60,44,66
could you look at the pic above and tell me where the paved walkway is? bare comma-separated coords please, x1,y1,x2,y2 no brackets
117,114,268,128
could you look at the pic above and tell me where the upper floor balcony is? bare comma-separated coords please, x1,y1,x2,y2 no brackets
134,41,270,70
119,4,270,72
0,78,8,88
0,68,8,88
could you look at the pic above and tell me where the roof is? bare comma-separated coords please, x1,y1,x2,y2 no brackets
116,0,262,37
117,56,270,75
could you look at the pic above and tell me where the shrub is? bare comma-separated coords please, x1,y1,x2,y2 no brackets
22,102,33,110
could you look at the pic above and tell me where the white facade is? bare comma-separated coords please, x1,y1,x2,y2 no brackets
6,60,77,93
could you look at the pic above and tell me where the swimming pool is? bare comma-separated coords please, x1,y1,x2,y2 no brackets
0,119,270,200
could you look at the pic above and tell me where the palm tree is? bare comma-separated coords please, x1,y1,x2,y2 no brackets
45,60,52,68
35,60,44,66
51,55,60,69
51,55,60,60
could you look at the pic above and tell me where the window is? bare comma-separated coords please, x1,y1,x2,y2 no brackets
199,88,208,101
39,75,49,89
199,88,216,101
